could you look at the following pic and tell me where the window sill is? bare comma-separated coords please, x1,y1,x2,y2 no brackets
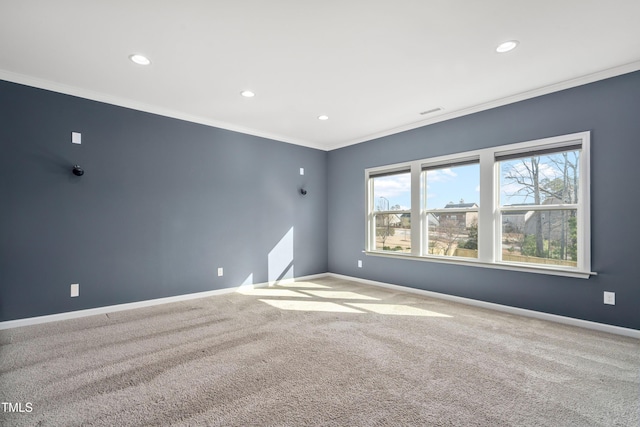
364,251,596,279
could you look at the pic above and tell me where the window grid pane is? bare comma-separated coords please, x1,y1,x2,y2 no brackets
426,212,478,258
373,212,411,253
500,209,577,267
499,149,581,207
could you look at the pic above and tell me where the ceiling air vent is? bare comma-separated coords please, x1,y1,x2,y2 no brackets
419,107,442,115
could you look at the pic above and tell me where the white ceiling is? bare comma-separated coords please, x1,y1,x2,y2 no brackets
1,1,639,151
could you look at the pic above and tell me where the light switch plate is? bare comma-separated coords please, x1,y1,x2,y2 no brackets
300,168,304,175
70,283,79,297
71,132,82,144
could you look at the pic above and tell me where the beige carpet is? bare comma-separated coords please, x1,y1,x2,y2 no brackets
1,276,638,426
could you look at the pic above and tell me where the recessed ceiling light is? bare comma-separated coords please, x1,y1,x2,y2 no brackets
241,90,255,98
496,40,519,53
129,54,151,65
318,115,329,121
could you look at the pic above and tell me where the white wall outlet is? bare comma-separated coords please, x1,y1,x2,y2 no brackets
357,260,362,268
300,167,304,175
70,283,79,297
71,132,82,144
603,291,615,305
217,267,223,277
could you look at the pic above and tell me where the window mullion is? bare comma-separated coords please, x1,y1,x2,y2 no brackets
410,162,421,256
578,132,591,272
366,176,373,251
478,149,495,263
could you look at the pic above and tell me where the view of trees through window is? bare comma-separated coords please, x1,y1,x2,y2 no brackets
499,148,580,267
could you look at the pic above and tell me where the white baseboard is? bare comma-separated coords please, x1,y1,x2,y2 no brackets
326,273,640,339
0,273,327,330
2,272,637,339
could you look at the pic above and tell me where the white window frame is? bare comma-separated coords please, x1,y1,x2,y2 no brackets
366,167,414,254
421,158,480,259
364,131,594,279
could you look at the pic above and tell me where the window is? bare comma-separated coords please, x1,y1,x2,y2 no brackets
498,146,581,268
422,161,479,259
365,131,591,278
369,169,411,253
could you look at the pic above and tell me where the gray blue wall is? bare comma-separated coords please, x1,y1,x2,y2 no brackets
1,81,328,321
328,71,640,331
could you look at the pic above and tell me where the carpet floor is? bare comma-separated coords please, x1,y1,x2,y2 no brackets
1,276,638,426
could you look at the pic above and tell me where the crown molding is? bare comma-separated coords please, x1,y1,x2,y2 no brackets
0,69,328,151
326,60,640,151
3,60,639,153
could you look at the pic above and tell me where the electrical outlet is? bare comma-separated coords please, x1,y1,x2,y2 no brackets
218,267,223,277
300,167,304,175
603,291,615,305
70,283,79,297
71,132,81,144
357,260,362,268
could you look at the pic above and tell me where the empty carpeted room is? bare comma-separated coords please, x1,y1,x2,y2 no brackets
1,2,639,426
